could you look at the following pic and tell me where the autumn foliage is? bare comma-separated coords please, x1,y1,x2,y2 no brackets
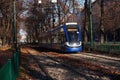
80,0,120,42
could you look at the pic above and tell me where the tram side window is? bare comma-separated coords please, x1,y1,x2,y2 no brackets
52,30,60,43
51,28,66,44
60,33,65,44
59,28,66,44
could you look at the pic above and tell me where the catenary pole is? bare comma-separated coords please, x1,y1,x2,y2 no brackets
13,0,17,51
89,0,93,47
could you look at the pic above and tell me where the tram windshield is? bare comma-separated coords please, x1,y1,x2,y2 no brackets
67,25,80,43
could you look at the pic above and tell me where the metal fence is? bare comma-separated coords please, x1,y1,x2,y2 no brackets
0,49,20,80
84,42,120,53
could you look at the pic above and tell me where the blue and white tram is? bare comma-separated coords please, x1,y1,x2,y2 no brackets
39,22,82,52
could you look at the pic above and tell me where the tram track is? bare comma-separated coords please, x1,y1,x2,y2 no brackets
42,51,120,75
40,52,96,80
22,47,53,80
67,52,120,70
79,52,120,62
23,47,94,80
20,46,120,80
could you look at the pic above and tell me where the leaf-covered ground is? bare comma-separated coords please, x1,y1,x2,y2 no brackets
0,46,13,68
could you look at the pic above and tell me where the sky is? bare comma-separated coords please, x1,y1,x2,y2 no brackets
19,28,27,42
78,0,96,6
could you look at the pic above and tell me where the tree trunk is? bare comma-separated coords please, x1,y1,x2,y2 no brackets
1,37,3,46
84,0,88,43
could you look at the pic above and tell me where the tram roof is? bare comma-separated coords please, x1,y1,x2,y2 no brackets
65,22,77,25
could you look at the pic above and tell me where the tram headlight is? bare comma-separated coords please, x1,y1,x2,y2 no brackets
65,42,81,47
66,42,70,46
79,41,82,45
72,43,77,47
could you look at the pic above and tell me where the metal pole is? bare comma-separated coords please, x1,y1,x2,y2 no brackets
13,0,17,51
89,0,93,47
73,0,75,13
52,3,55,28
100,0,104,43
